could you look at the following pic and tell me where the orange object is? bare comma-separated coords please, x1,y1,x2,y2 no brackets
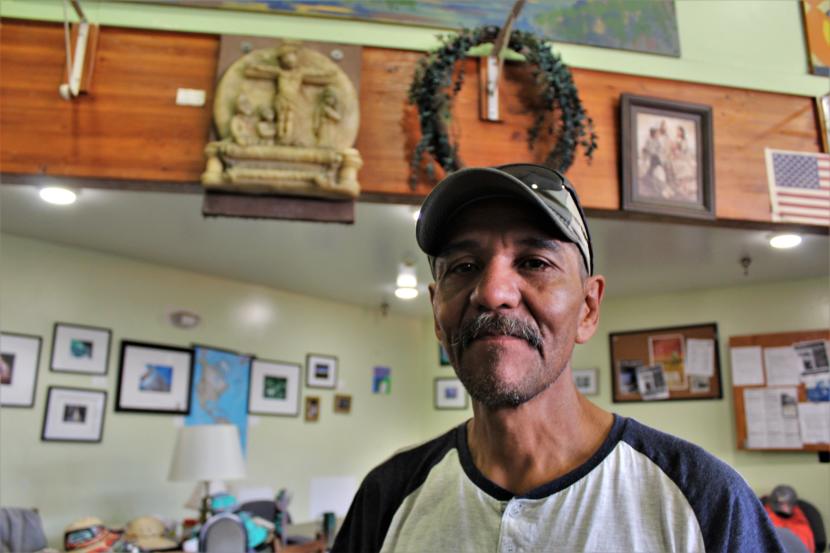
765,504,816,553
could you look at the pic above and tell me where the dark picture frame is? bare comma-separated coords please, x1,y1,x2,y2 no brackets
50,322,112,375
334,393,352,414
621,94,715,220
41,386,107,443
434,377,468,410
115,340,193,414
306,353,337,389
0,332,42,408
248,358,301,417
609,322,722,403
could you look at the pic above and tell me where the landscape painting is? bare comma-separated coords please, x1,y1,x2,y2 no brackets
151,0,680,56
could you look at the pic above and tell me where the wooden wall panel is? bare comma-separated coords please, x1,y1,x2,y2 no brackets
0,20,218,182
1,19,823,228
356,48,822,224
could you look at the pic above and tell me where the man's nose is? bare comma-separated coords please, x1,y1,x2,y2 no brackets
470,259,521,311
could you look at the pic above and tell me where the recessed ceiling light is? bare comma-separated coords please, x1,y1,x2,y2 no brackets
39,186,77,205
394,287,419,300
396,261,418,289
769,234,802,249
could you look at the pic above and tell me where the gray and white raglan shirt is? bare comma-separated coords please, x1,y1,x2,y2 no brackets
332,415,783,553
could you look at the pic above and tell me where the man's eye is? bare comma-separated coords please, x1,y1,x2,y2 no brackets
450,262,477,274
520,258,549,270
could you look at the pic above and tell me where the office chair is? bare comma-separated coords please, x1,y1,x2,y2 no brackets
199,513,248,553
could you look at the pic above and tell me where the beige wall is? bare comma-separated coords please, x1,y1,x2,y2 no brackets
0,234,428,547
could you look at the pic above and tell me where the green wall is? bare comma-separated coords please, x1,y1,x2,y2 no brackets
0,0,825,96
0,234,428,547
2,233,829,546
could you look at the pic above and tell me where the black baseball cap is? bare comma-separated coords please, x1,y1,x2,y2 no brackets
416,163,594,275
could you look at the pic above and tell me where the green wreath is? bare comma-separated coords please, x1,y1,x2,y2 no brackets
408,26,598,184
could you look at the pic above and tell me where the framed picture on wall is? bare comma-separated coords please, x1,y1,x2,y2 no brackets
51,322,112,375
434,378,468,410
248,359,301,417
115,340,193,414
334,393,352,414
41,386,107,443
621,94,715,220
305,396,320,422
0,332,42,408
306,354,337,389
573,368,598,396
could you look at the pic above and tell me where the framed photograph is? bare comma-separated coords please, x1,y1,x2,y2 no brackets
1,332,42,408
248,359,301,417
41,386,107,443
621,94,715,220
51,322,112,375
610,322,722,403
334,394,352,414
573,368,598,396
434,378,468,410
305,396,320,422
306,354,337,389
115,340,193,414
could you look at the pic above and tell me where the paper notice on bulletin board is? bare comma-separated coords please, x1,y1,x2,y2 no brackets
798,403,830,444
743,387,803,449
730,346,764,386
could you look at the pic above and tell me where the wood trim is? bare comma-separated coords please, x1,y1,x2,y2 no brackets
0,19,823,229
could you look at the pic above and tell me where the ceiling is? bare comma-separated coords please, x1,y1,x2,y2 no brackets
1,184,827,318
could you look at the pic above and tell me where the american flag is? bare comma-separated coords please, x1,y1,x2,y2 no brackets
765,149,830,226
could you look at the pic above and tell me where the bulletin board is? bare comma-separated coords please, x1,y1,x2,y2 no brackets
730,330,830,454
609,322,722,403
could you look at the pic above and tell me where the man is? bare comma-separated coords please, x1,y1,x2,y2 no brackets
333,164,782,553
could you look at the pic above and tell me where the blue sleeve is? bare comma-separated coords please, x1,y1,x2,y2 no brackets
622,418,784,553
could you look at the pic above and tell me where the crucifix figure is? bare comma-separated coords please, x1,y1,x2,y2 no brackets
244,44,336,145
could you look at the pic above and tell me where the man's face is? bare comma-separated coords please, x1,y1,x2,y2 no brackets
429,199,604,409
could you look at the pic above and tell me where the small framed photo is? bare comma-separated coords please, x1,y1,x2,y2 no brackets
306,354,337,389
1,332,42,408
249,359,301,417
434,378,468,410
51,322,112,375
573,368,598,396
305,396,320,422
115,340,193,414
334,394,352,414
42,386,107,443
621,94,715,220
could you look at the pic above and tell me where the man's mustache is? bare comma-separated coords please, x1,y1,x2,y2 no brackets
451,313,542,352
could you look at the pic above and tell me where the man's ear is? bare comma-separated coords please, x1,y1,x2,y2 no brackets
575,275,605,344
428,283,446,342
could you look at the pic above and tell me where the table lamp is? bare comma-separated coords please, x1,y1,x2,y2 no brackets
168,424,246,523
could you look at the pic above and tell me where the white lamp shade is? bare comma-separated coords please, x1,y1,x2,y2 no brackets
169,424,246,482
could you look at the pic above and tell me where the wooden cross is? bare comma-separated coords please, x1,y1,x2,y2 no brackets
479,0,527,122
